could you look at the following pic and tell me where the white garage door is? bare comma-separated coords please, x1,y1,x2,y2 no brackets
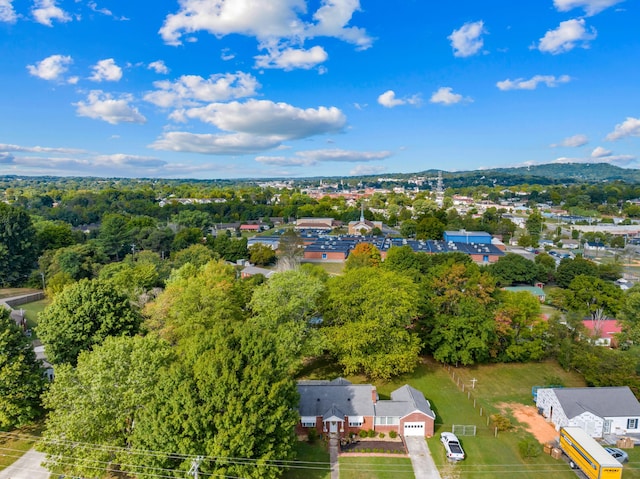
403,422,425,436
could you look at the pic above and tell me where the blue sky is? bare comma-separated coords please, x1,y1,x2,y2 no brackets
0,0,639,179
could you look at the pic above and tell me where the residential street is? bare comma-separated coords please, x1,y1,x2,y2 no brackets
0,449,49,479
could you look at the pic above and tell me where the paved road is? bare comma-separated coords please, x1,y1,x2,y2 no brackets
0,448,50,479
405,437,442,479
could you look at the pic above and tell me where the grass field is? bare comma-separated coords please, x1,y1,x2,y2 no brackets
282,440,331,479
16,299,49,338
0,423,43,471
339,457,414,479
365,358,592,479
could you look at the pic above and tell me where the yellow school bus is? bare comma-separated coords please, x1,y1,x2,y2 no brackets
559,427,623,479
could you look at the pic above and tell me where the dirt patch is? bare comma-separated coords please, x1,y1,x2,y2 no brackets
498,403,559,444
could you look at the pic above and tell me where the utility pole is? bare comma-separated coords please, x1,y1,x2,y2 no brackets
188,456,204,479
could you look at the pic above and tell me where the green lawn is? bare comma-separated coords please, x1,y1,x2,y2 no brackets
339,456,414,479
0,423,43,471
282,440,330,479
360,358,589,479
16,299,50,340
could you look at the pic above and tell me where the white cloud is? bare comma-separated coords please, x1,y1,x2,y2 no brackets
0,0,17,23
159,0,372,56
350,164,386,176
254,45,328,70
148,60,169,74
537,18,597,54
27,54,73,81
606,117,640,141
176,99,346,139
429,87,470,105
93,154,166,168
221,49,235,61
306,0,372,50
377,90,421,108
86,1,128,20
0,143,86,154
149,131,282,155
90,59,123,82
74,90,146,125
496,74,571,91
448,20,486,58
144,72,260,108
591,146,612,157
255,156,315,166
256,148,390,166
553,0,624,16
551,134,589,147
32,0,71,26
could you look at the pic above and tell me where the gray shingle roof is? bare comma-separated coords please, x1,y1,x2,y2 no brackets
375,385,436,419
553,387,640,419
297,379,375,417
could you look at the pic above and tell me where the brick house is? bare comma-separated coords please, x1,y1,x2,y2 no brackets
296,378,436,438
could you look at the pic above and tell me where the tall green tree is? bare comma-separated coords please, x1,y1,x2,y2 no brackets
424,262,497,365
323,268,421,379
488,253,540,286
249,269,326,359
525,209,544,246
38,279,142,365
0,203,37,286
98,213,132,260
128,322,299,479
144,260,244,344
556,256,598,288
565,274,622,326
0,309,44,429
40,335,173,478
492,291,546,362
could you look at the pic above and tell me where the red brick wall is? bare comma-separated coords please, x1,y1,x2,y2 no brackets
304,251,347,261
401,412,435,437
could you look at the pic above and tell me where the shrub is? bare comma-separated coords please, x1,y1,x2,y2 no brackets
307,427,319,443
491,413,513,431
379,432,385,438
389,430,397,439
359,430,369,438
518,437,542,459
368,429,377,438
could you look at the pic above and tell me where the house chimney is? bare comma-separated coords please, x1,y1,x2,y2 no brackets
371,386,378,404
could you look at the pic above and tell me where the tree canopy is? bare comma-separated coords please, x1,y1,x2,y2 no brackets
0,202,37,286
0,309,44,429
323,268,421,379
38,278,142,365
40,335,174,477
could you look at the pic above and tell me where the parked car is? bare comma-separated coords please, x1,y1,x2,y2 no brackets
604,447,629,464
440,432,465,461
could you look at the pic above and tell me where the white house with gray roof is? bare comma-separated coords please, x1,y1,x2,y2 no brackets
536,386,640,438
296,378,435,438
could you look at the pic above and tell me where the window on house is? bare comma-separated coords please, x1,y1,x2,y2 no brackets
301,416,316,427
348,416,364,427
374,416,400,425
322,253,327,259
628,419,638,429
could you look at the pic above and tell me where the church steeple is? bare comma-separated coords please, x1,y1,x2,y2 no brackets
360,201,365,222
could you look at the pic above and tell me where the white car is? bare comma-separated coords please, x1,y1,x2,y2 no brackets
440,432,465,461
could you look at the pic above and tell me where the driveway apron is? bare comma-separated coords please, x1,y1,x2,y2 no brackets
405,436,442,479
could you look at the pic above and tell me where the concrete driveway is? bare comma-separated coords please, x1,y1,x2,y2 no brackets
405,436,442,479
0,448,50,479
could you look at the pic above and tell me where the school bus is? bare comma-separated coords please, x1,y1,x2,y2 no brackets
559,427,623,479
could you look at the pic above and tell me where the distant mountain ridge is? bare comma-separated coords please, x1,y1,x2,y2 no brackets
411,163,640,187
